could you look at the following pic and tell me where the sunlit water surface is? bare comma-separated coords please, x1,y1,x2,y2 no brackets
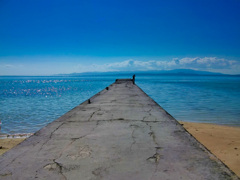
0,75,240,134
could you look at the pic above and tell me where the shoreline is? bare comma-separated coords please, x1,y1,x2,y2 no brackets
179,121,240,177
0,122,239,177
0,133,34,139
0,133,33,155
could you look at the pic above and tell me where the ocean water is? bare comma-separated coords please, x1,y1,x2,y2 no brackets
0,75,240,135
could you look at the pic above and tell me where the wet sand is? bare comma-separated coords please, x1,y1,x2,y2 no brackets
179,121,240,177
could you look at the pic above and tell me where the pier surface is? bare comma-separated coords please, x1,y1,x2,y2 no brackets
0,79,239,180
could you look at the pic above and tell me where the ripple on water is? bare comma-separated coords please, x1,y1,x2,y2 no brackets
1,75,240,134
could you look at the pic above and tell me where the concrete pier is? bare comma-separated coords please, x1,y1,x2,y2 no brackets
0,79,239,180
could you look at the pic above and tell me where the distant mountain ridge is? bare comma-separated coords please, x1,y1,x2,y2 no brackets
55,69,228,76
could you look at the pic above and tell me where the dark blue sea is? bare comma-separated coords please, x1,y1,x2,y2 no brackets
1,75,240,135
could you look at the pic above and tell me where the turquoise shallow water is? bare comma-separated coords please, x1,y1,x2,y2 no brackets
0,75,240,135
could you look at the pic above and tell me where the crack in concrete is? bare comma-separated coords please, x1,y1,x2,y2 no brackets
54,160,67,180
146,122,162,180
1,114,79,172
92,167,108,178
141,104,157,122
147,126,159,148
0,122,65,173
146,107,153,116
41,141,75,180
2,80,238,179
51,121,100,179
149,161,158,180
56,120,100,160
0,145,34,173
129,125,138,151
62,120,160,123
143,116,156,122
88,107,101,121
140,103,152,113
37,122,66,154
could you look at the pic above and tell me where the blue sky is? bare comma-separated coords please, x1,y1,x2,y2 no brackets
0,0,240,75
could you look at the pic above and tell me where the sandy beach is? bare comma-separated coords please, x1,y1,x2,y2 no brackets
179,121,240,177
0,138,26,155
0,122,240,177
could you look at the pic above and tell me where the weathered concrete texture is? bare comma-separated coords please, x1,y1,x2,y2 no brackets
0,80,239,180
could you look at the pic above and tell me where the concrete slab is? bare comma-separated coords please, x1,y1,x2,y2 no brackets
0,80,239,180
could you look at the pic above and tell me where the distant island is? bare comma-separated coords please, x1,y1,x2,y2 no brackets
55,69,238,76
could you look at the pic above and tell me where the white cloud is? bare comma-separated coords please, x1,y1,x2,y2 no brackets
75,57,239,74
75,64,84,68
5,64,13,67
176,57,238,69
87,59,136,71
